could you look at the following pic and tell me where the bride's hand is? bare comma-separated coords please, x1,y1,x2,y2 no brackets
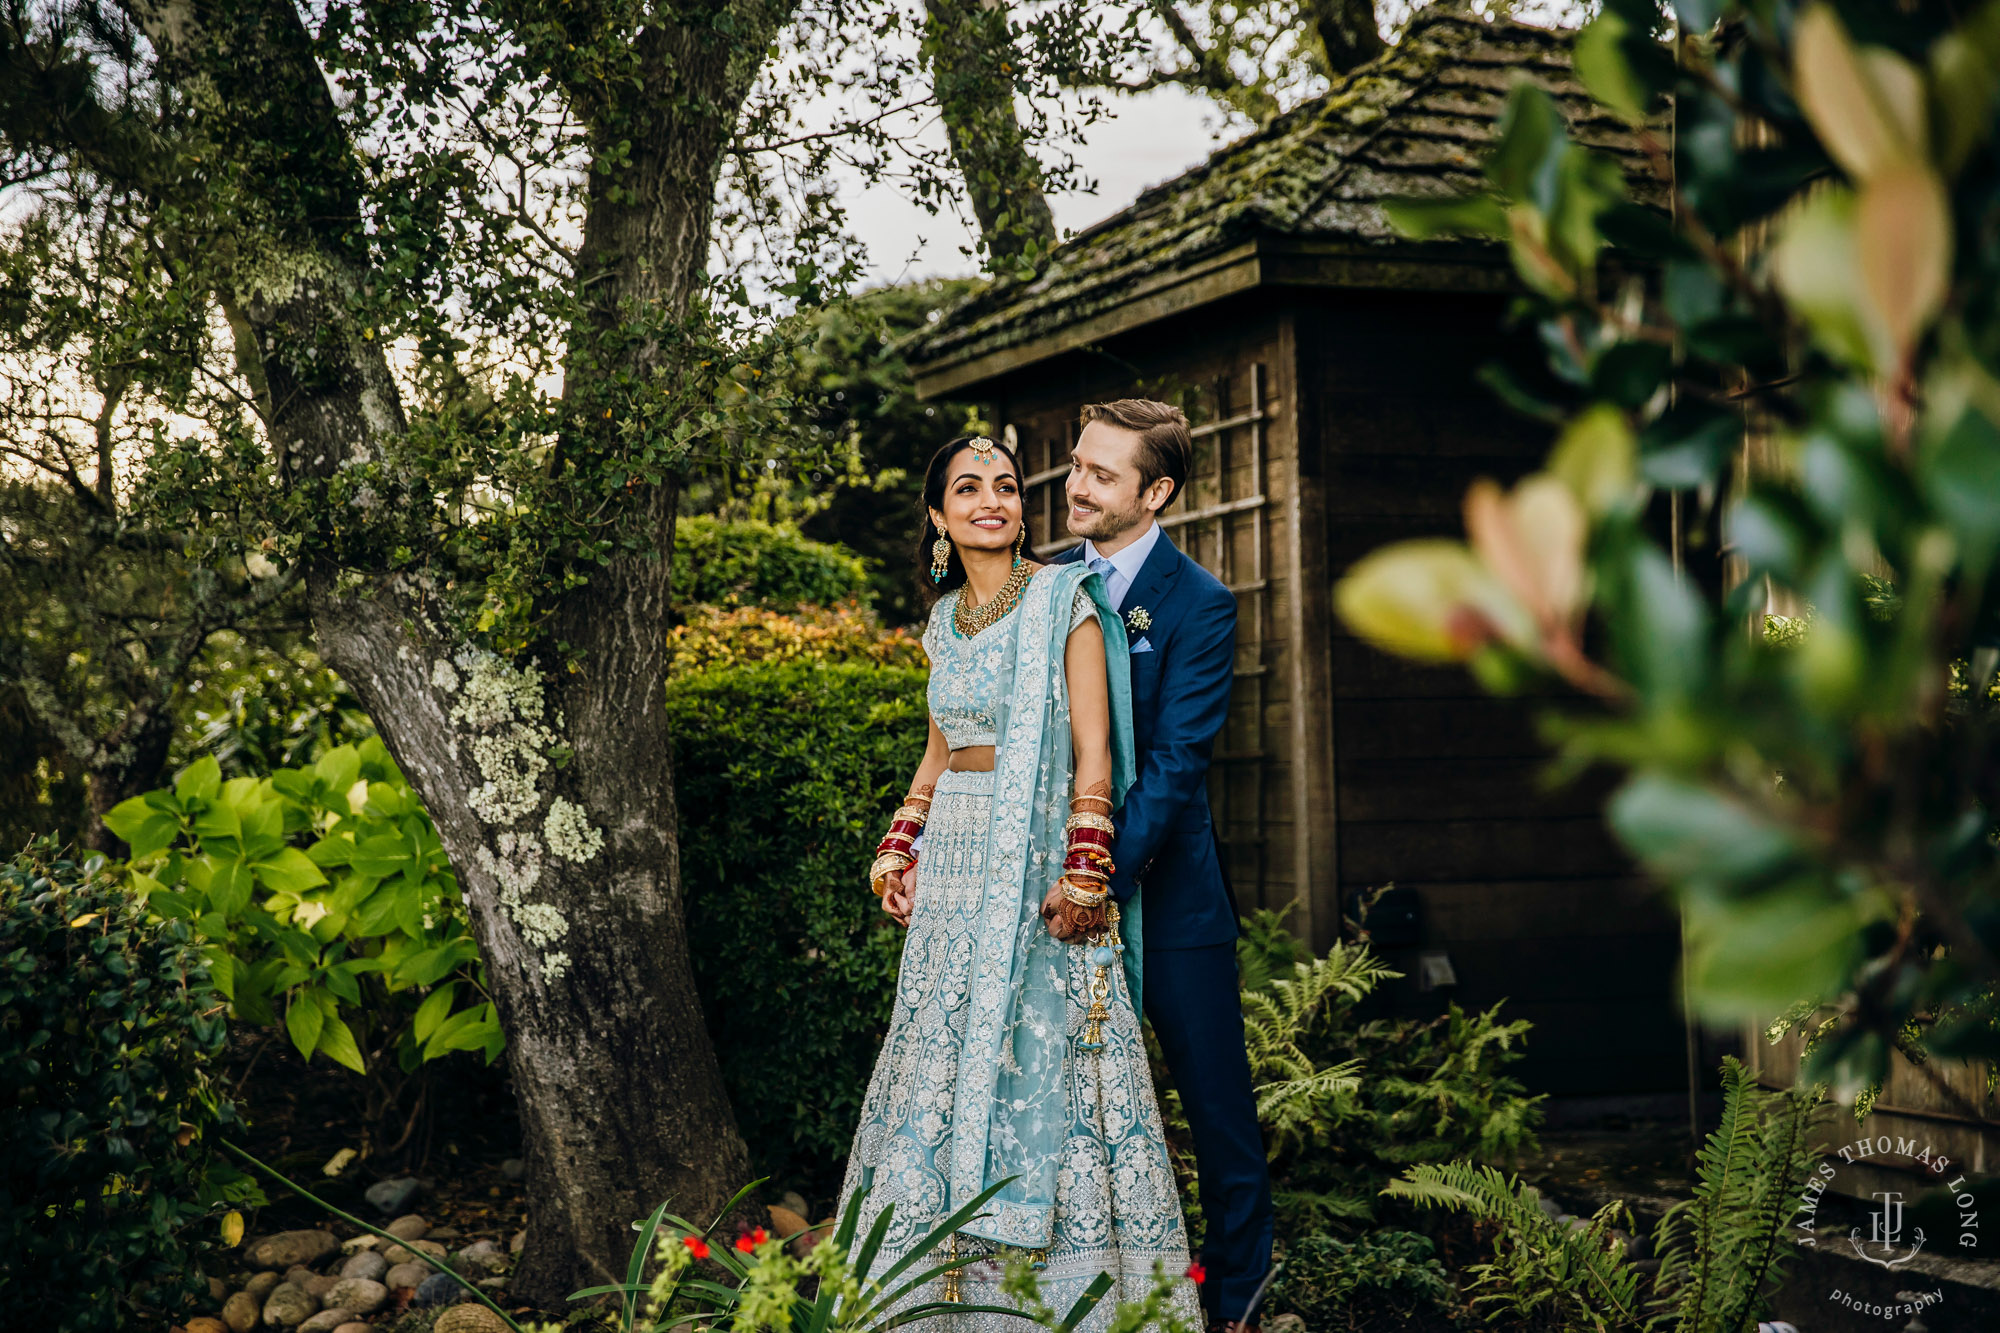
882,867,916,928
1040,885,1105,943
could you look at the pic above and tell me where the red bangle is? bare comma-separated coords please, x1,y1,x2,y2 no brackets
1067,826,1112,848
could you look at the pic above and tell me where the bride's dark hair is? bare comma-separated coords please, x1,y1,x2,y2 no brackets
917,434,1025,604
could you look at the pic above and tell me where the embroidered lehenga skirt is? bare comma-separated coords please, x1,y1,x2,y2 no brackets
838,768,1201,1331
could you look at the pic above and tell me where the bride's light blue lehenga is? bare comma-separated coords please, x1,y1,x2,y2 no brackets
838,563,1202,1330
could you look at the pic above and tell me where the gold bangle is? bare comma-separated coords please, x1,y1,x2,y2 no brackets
869,851,914,893
890,804,930,827
1063,812,1116,834
1070,793,1113,810
1060,877,1108,908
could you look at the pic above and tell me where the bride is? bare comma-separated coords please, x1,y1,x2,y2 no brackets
839,434,1202,1328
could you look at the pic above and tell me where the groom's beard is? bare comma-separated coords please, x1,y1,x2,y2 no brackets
1066,490,1149,544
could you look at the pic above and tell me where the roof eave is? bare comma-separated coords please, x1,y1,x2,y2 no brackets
910,233,1516,400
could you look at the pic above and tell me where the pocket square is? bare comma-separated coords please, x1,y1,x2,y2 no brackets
1131,637,1154,653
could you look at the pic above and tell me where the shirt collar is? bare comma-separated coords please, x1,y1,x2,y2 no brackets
1082,519,1162,585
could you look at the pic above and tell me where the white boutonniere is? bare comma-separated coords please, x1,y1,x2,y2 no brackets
1125,606,1152,633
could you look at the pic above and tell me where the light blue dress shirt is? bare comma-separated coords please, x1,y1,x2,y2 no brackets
1080,520,1163,612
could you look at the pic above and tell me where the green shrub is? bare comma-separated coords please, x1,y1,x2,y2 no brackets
104,742,496,1128
673,516,871,611
1199,908,1544,1238
1266,1230,1453,1332
665,659,927,1192
0,841,257,1331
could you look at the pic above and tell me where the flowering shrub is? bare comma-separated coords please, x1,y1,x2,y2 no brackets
103,743,497,1094
668,601,926,675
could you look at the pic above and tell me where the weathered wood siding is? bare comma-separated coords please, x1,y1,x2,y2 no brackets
987,298,1339,948
1299,288,1683,1096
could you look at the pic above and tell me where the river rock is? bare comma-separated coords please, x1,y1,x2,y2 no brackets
434,1304,511,1333
325,1277,389,1315
247,1231,341,1271
223,1290,263,1332
427,1224,463,1241
339,1234,381,1253
386,1261,430,1289
188,1319,230,1333
208,1276,230,1302
414,1272,460,1307
499,1158,525,1181
340,1249,389,1282
509,1230,525,1254
383,1237,445,1265
261,1282,318,1328
245,1272,285,1301
779,1191,810,1218
333,1326,373,1333
450,1244,507,1277
367,1177,423,1216
283,1266,319,1289
296,1311,354,1333
386,1213,430,1241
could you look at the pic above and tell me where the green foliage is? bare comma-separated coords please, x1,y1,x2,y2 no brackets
672,517,872,612
664,660,928,1192
174,632,375,780
668,603,926,676
0,841,258,1332
1386,1059,1826,1333
1265,1230,1453,1332
1341,0,2000,1093
570,1181,1145,1333
1214,910,1543,1236
103,742,496,1084
1652,1059,1826,1333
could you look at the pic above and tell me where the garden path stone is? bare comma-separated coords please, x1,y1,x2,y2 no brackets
223,1291,262,1332
367,1177,423,1216
386,1214,430,1241
340,1250,388,1281
450,1244,507,1276
385,1238,448,1266
333,1325,372,1333
302,1273,339,1298
386,1261,430,1289
209,1276,230,1301
340,1235,381,1253
282,1266,317,1288
247,1231,340,1271
187,1318,230,1333
414,1272,460,1306
434,1304,511,1333
326,1277,390,1315
297,1310,354,1333
244,1272,284,1301
260,1281,319,1328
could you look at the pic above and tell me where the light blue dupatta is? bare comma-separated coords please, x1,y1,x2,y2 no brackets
947,563,1138,1249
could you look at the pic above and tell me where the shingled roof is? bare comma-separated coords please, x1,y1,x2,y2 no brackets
908,4,1662,396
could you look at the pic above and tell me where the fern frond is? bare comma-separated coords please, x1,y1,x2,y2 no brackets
1386,1162,1644,1331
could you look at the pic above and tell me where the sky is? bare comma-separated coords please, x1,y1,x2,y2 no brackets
833,84,1233,287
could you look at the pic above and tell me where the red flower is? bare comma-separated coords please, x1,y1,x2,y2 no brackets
736,1227,768,1254
1185,1262,1207,1286
683,1235,710,1259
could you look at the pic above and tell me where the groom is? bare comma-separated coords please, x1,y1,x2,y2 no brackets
1054,399,1274,1333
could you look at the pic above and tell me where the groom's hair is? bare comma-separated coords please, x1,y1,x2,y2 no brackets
1080,399,1190,509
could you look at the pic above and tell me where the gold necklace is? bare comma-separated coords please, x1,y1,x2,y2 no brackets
953,558,1032,638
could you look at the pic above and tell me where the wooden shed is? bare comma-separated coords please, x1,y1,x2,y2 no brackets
905,8,1685,1096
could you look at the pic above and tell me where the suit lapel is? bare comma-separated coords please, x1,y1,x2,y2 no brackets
1122,526,1184,625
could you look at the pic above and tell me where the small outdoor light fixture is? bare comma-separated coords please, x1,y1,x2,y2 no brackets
1416,951,1458,992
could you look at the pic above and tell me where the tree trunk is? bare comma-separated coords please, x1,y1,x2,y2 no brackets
923,0,1057,269
123,0,778,1306
1304,0,1383,77
81,699,178,855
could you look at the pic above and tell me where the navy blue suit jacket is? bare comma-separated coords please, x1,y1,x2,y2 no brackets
1057,531,1238,949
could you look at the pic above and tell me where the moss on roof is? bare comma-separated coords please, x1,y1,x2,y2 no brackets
907,5,1661,375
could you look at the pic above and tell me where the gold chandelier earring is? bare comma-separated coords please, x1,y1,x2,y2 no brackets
1013,524,1026,563
931,531,952,584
